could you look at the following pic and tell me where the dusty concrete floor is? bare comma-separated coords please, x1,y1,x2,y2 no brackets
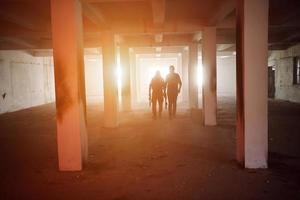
0,97,299,200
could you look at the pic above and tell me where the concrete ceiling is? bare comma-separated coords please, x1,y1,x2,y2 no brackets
0,0,299,51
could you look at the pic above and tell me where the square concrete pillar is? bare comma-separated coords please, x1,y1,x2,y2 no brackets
102,32,119,128
120,45,132,111
202,27,217,126
129,50,138,106
182,49,190,105
236,0,269,168
188,43,199,109
50,0,88,171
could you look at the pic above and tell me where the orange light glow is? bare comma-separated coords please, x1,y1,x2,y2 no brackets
116,53,122,103
197,62,203,87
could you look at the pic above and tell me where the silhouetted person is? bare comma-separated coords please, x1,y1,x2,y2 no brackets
149,70,165,119
165,65,182,119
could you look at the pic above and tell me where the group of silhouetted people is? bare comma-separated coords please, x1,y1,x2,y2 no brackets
149,65,182,120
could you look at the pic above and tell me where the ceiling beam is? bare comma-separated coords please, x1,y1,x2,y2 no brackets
81,0,108,28
283,31,300,42
0,37,36,48
115,34,124,45
127,40,190,47
268,42,297,50
209,0,235,26
154,33,163,43
0,29,51,38
133,46,184,54
193,32,202,42
0,10,43,31
28,49,53,57
21,48,102,57
21,50,35,56
0,18,229,39
86,0,146,2
123,34,195,47
151,0,165,27
110,20,204,34
217,44,235,51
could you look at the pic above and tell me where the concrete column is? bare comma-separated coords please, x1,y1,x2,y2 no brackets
136,54,141,103
120,45,132,111
177,53,183,103
188,43,199,109
102,32,119,127
129,50,137,106
50,0,88,171
182,49,189,105
202,27,217,126
236,0,269,168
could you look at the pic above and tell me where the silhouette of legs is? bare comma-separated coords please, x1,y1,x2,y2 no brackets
152,94,163,119
158,99,163,117
173,95,177,117
152,97,157,119
167,93,178,119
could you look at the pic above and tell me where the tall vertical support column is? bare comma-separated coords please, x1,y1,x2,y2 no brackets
102,32,119,128
236,0,269,168
202,27,217,126
136,54,141,103
120,45,132,111
188,43,199,109
129,49,137,106
182,48,189,105
50,0,87,171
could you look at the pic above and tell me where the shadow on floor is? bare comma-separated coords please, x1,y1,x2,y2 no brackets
0,98,299,199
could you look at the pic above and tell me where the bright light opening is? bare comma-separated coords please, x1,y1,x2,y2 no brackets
116,65,122,90
138,56,180,103
116,54,122,103
147,66,169,83
197,63,203,87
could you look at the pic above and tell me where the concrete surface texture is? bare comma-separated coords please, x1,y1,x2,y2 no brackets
0,97,299,199
0,51,105,115
0,0,299,51
236,0,269,168
269,44,300,103
202,27,217,126
0,51,55,114
217,56,236,97
0,51,105,114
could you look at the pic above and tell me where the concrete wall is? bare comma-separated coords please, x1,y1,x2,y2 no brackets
0,51,55,114
197,54,236,108
0,51,105,114
84,55,104,102
269,44,300,103
217,55,236,96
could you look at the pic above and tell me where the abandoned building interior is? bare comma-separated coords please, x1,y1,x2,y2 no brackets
0,0,300,199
